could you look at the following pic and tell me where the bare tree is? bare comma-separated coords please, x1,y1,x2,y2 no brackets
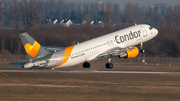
0,0,6,27
99,2,114,27
1,33,6,51
124,3,135,24
9,0,21,33
19,0,43,29
106,2,113,27
0,0,6,9
165,5,180,27
16,39,22,54
159,4,167,16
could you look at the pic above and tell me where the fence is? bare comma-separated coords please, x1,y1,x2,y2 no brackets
115,57,180,63
0,54,180,63
0,54,28,60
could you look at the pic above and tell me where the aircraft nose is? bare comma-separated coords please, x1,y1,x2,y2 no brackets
154,28,158,35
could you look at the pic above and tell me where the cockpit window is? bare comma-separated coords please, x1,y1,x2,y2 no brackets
149,26,152,30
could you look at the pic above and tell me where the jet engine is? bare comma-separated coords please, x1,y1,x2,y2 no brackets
119,46,139,59
22,62,34,68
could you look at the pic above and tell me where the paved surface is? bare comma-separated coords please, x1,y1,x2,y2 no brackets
1,69,180,74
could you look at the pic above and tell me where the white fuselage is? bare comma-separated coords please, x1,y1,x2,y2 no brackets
53,24,158,68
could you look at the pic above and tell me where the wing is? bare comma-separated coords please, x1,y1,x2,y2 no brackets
86,47,129,61
98,47,129,57
43,46,66,52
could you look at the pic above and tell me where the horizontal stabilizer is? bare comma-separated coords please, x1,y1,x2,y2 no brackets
9,62,28,66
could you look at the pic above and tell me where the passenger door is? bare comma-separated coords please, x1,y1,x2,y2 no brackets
140,26,147,37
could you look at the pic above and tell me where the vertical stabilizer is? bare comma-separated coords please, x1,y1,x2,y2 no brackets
19,32,51,61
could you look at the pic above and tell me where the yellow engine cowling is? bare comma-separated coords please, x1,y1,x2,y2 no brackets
119,46,139,59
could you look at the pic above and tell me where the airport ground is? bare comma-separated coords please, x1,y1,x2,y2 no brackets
1,59,180,101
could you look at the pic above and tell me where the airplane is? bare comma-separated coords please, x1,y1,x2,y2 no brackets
9,24,158,69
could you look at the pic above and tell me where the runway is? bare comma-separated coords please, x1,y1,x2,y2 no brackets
1,69,180,74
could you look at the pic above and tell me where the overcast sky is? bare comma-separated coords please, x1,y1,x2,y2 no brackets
66,0,180,6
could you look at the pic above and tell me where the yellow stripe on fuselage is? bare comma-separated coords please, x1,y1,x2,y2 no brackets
55,45,75,67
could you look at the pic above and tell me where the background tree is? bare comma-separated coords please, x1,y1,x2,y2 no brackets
165,5,180,27
9,0,21,33
124,3,135,24
19,0,43,29
1,1,180,57
0,0,6,27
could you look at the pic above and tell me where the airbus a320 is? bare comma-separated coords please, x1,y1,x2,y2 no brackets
9,24,158,69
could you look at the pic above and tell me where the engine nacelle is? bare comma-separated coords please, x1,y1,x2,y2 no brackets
119,46,139,59
23,62,34,68
22,61,48,69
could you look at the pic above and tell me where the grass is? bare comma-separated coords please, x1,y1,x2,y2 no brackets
1,59,180,101
1,72,180,101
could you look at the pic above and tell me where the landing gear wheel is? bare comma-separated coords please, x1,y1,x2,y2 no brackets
83,62,90,68
105,63,113,69
140,49,145,53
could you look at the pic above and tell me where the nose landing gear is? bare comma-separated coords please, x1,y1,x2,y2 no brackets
140,43,145,53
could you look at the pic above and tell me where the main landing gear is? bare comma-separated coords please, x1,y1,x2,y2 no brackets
83,58,113,69
106,63,113,69
83,62,90,68
105,56,113,69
